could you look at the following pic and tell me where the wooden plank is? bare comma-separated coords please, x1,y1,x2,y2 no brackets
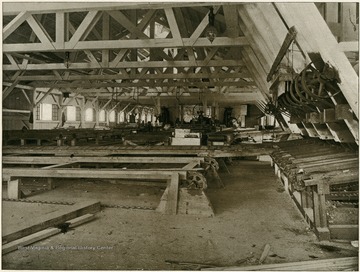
2,214,95,255
68,11,99,47
26,15,53,46
34,88,54,107
3,168,179,180
7,178,21,199
204,257,358,271
4,59,245,71
182,160,200,170
164,8,182,42
2,144,274,158
267,26,297,81
3,11,30,40
3,36,249,53
55,12,65,46
312,124,334,140
2,201,100,244
18,71,252,81
41,163,76,169
329,224,359,240
339,41,359,52
237,6,273,73
3,2,210,15
3,156,204,165
165,173,180,215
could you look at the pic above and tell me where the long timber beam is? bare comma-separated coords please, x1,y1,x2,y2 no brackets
3,156,204,165
3,59,245,71
2,145,275,158
3,37,248,53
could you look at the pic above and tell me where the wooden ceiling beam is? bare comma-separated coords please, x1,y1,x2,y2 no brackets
17,71,252,81
3,3,211,16
26,14,54,47
68,11,102,48
3,36,248,53
4,59,244,71
164,8,182,42
3,11,30,40
30,80,256,89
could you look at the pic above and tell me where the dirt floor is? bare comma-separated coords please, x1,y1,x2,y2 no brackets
2,159,358,270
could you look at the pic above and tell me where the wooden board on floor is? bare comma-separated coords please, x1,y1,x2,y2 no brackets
2,201,101,244
203,257,358,271
165,173,180,215
177,188,214,217
2,214,95,255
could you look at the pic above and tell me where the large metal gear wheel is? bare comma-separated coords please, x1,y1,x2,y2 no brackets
204,157,219,171
183,171,207,190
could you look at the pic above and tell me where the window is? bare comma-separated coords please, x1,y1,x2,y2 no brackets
118,111,125,123
52,105,58,121
66,106,76,121
36,105,40,120
36,103,52,121
109,111,116,122
85,108,94,122
76,107,81,121
99,109,106,122
147,113,152,123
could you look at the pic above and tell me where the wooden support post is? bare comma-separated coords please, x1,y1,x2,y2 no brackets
56,139,63,146
70,138,76,146
47,177,55,190
36,139,41,146
301,190,308,209
312,184,330,240
7,178,21,199
20,139,25,146
274,163,279,176
312,187,321,228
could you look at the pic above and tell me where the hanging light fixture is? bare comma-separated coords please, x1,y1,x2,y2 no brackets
205,7,217,43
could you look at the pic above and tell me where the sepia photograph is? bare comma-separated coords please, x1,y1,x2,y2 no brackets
2,1,359,270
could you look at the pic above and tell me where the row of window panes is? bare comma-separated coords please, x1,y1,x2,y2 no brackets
35,104,152,123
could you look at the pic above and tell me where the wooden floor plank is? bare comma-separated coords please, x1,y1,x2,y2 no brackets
2,201,100,244
2,214,95,255
204,257,358,271
165,173,180,215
